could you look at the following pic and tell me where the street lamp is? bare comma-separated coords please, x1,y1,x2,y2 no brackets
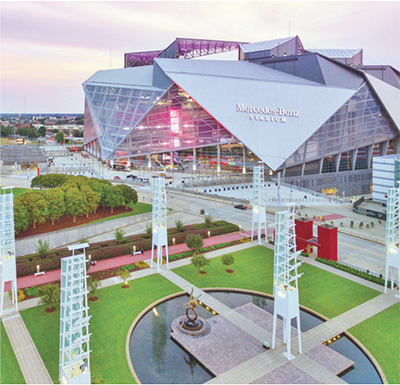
342,191,345,204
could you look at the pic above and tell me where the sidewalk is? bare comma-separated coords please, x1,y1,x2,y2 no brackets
7,231,262,291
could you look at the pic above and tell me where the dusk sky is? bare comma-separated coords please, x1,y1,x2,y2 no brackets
1,1,399,114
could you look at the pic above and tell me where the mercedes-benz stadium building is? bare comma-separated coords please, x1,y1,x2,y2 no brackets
82,36,400,195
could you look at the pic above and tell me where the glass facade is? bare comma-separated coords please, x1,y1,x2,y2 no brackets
282,83,398,170
107,84,236,159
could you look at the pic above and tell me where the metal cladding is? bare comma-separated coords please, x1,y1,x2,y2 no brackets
83,36,400,173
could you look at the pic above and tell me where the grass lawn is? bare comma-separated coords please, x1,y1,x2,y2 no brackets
0,187,31,198
349,303,400,384
20,274,180,384
85,202,152,225
0,322,25,384
172,246,381,318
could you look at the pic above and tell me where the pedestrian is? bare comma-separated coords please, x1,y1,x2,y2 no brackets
142,196,145,202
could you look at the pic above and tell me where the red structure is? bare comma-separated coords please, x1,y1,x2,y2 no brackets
294,218,337,261
317,224,338,261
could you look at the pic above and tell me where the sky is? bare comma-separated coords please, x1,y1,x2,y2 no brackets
1,1,400,114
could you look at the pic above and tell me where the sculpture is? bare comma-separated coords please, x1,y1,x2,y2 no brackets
182,288,203,330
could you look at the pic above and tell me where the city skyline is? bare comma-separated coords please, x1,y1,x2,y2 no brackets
1,1,399,114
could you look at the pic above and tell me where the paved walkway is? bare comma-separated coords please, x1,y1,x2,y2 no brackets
2,313,53,384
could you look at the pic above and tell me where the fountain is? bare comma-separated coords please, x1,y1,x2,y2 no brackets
171,288,210,336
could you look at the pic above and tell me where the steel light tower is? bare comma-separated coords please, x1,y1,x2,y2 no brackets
272,204,303,360
151,176,169,273
0,187,17,315
251,164,267,243
385,187,400,295
59,245,91,384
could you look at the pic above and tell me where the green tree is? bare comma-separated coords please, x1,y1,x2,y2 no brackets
185,234,204,255
221,253,235,272
117,269,131,286
101,185,123,213
114,227,126,244
115,184,138,209
35,239,50,259
145,223,152,236
174,219,184,232
191,254,210,273
14,203,30,234
65,187,87,223
79,235,89,243
80,185,100,217
87,275,101,300
45,188,65,225
16,191,48,229
38,126,47,137
0,126,13,137
37,283,60,311
55,131,64,143
204,214,213,227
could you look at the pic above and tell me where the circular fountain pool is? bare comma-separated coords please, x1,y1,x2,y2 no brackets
128,290,382,384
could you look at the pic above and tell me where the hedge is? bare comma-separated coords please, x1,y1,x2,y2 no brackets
15,220,239,277
315,257,397,288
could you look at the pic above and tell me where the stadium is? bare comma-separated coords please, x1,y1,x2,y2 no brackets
82,36,400,195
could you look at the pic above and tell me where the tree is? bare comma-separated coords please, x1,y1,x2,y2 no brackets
114,227,126,244
185,234,204,255
101,186,123,213
117,269,131,287
14,204,30,234
204,214,213,227
174,219,184,232
65,187,87,223
191,254,210,273
38,126,47,137
16,191,48,229
80,185,100,217
35,239,50,259
55,131,64,143
115,184,138,209
0,126,13,137
221,253,235,272
87,275,101,300
38,283,60,312
145,223,152,236
45,188,65,225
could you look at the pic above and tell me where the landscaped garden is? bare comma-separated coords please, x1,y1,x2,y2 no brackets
10,245,398,384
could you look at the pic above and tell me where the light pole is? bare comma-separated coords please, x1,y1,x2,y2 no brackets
342,191,345,204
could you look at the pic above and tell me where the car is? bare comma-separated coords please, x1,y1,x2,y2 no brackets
234,204,247,210
113,176,121,180
127,174,137,180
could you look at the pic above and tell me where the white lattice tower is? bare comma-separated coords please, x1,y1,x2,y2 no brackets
59,253,91,384
272,207,303,360
251,165,267,244
151,177,169,273
0,186,17,315
385,187,400,295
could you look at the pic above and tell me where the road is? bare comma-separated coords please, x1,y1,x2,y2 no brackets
2,172,390,278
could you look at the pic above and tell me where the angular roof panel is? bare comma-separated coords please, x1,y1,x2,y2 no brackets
240,37,295,53
364,72,400,131
156,58,356,170
306,48,362,58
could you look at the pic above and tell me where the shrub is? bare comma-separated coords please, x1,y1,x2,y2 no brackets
79,235,89,244
35,239,50,259
117,268,131,285
24,286,39,297
145,223,152,236
300,251,309,257
204,215,213,227
315,257,397,288
125,264,136,272
114,227,126,244
87,275,101,298
174,219,184,232
9,289,25,302
191,254,210,272
134,260,150,269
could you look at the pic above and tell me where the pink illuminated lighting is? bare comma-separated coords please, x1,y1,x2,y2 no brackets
170,110,180,135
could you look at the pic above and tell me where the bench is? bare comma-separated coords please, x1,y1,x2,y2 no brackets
35,271,45,277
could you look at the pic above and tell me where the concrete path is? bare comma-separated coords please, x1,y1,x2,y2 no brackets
2,313,53,384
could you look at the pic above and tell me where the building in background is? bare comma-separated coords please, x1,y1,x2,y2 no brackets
83,36,400,195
